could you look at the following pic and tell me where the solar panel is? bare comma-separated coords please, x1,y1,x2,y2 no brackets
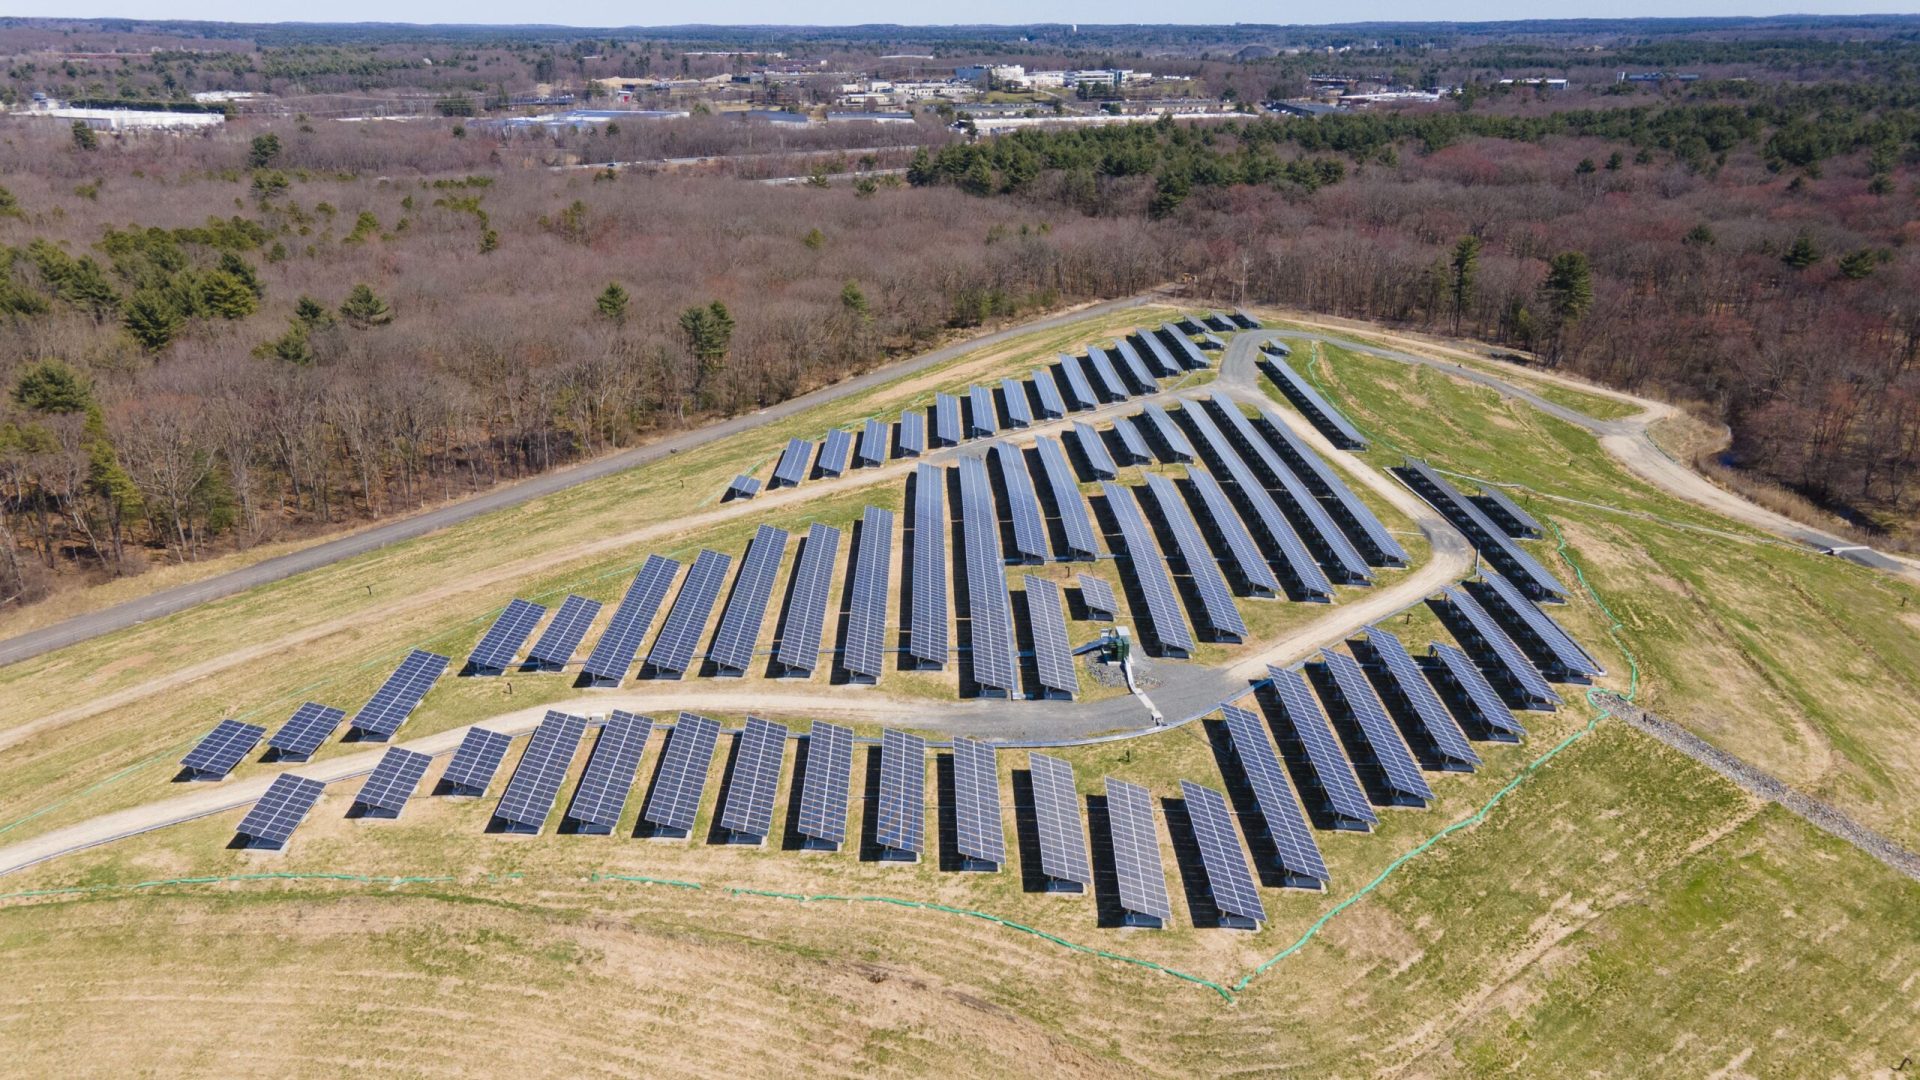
1359,626,1480,770
1055,353,1098,411
771,523,840,678
1070,421,1118,480
796,721,855,847
353,747,432,817
1141,472,1246,642
581,555,679,685
1254,407,1406,566
643,548,732,678
1105,777,1172,927
1137,402,1196,462
1077,573,1117,620
1027,752,1092,890
1444,587,1561,709
1100,480,1194,656
1476,569,1605,678
960,456,1019,696
466,598,547,675
1110,338,1158,394
1399,459,1565,600
725,473,762,501
1180,465,1282,597
1262,356,1368,449
1430,640,1527,740
1110,416,1153,464
642,713,722,836
1030,368,1067,418
1264,340,1291,357
348,649,450,740
844,507,893,683
772,437,813,487
565,711,652,833
439,727,514,797
1178,401,1333,601
966,384,998,437
907,464,949,669
933,392,963,446
1158,324,1210,369
526,594,602,671
1082,347,1128,403
1033,436,1099,559
1320,649,1434,803
875,729,927,858
493,710,589,833
992,442,1049,564
856,418,889,467
1474,483,1544,538
816,428,853,478
1131,329,1181,377
266,702,347,762
1204,311,1236,333
993,378,1032,430
709,525,789,676
235,773,326,849
718,716,789,842
1221,705,1328,886
1203,395,1372,583
951,736,1005,869
1233,309,1262,329
181,719,266,780
1179,780,1266,927
896,408,927,456
1267,665,1377,828
1023,575,1076,699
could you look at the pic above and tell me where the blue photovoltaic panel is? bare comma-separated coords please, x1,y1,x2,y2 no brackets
1142,472,1246,642
796,721,854,845
1030,368,1067,418
1431,640,1527,740
844,507,893,681
934,392,963,446
1056,353,1098,412
1105,777,1172,926
644,548,733,677
775,523,841,677
1263,358,1368,449
1444,587,1560,709
1474,483,1544,538
1477,570,1605,678
1181,465,1282,597
856,418,889,467
440,727,513,796
897,409,927,456
876,729,927,856
1179,401,1332,600
1082,347,1128,403
992,442,1049,564
1137,402,1196,462
1111,416,1153,464
908,464,949,669
1264,341,1292,358
236,774,326,848
999,376,1033,428
1234,309,1262,329
1077,573,1117,619
960,456,1020,695
1132,330,1181,378
1321,649,1434,803
1034,437,1099,559
708,525,789,675
466,598,547,674
816,428,853,477
642,713,721,834
772,437,813,487
526,594,601,671
719,716,789,840
1267,665,1377,827
1024,575,1076,698
1204,311,1236,333
966,384,998,437
566,711,652,831
726,474,761,500
581,555,680,685
1070,421,1119,480
493,710,588,832
952,736,1005,867
1180,780,1267,925
1100,480,1194,655
1398,459,1565,601
1362,627,1480,769
1254,407,1407,566
1111,338,1157,394
1221,705,1327,885
267,702,347,761
1158,324,1210,370
1029,752,1092,888
181,719,266,779
1204,395,1371,583
349,649,450,740
354,747,432,815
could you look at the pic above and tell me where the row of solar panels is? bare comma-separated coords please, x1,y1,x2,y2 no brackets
1398,458,1567,603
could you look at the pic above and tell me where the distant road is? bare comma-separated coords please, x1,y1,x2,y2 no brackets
0,293,1165,670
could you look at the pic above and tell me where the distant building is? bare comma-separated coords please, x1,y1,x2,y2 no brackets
30,106,224,131
826,110,915,124
1267,100,1344,118
1498,78,1568,90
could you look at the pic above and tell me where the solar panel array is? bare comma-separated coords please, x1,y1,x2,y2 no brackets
566,711,652,832
960,456,1019,696
908,464,949,669
1474,483,1544,538
951,736,1005,867
1056,353,1098,411
1032,437,1099,559
1070,421,1118,480
1267,665,1377,827
526,594,601,671
642,713,721,834
644,548,732,677
1101,481,1194,655
1000,376,1033,428
1132,330,1181,377
709,525,789,675
1399,459,1566,601
1030,367,1068,418
1204,312,1237,333
1028,752,1092,889
1077,573,1117,619
1023,575,1076,698
1444,587,1560,708
773,523,841,678
440,727,514,796
992,442,1049,564
1142,472,1247,642
934,392,962,446
1264,357,1369,449
267,702,347,761
1111,339,1157,394
493,710,589,832
897,409,927,456
1082,347,1127,403
726,474,761,501
1255,407,1407,566
1110,415,1153,464
354,747,432,815
1221,705,1328,886
718,716,789,840
1179,401,1334,601
1180,780,1267,925
181,719,266,779
1159,324,1211,369
796,721,854,846
773,437,813,487
1431,640,1527,740
1233,310,1262,329
843,506,893,682
817,427,853,477
1105,777,1172,926
1320,649,1434,803
856,418,889,467
1137,402,1196,462
876,729,927,856
1204,395,1372,583
349,649,450,740
236,774,326,848
582,555,680,684
466,598,546,674
1477,570,1604,678
967,384,998,437
1361,626,1480,769
1181,465,1282,597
